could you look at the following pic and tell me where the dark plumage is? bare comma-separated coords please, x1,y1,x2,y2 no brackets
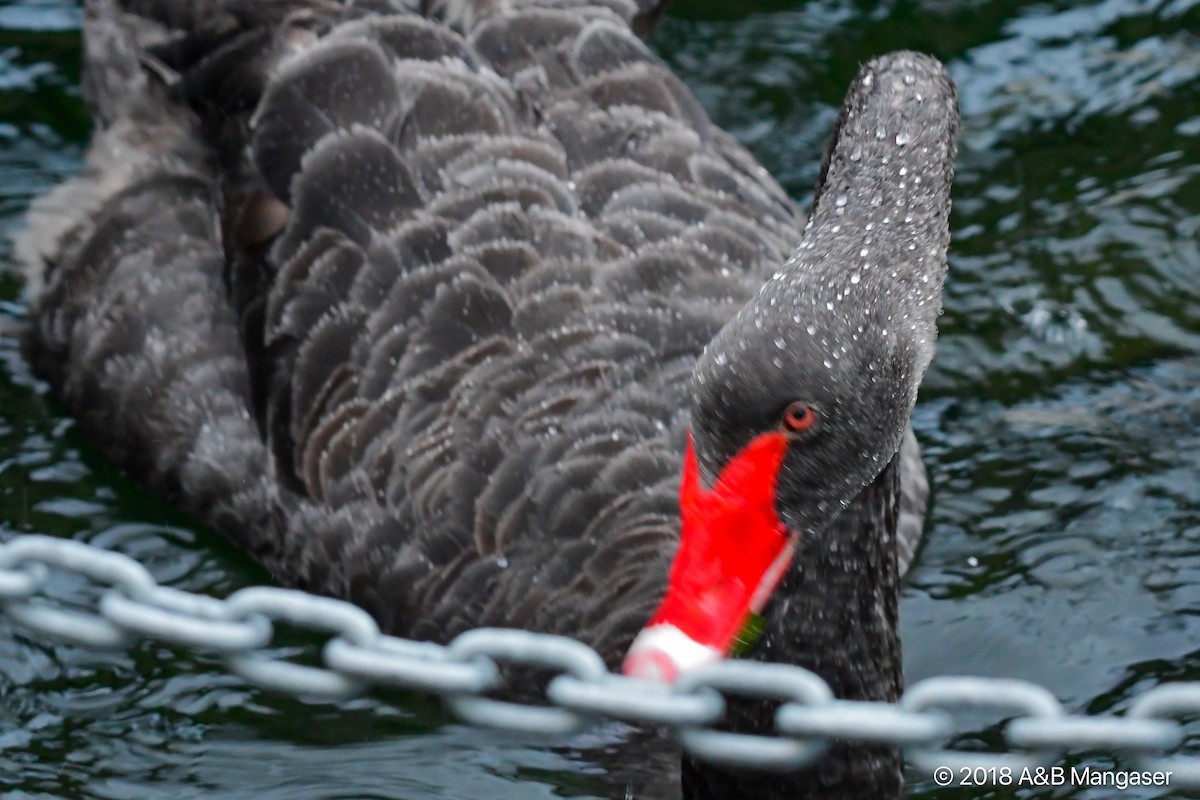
18,1,958,798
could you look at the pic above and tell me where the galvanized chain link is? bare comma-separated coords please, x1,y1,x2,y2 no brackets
2,534,1198,783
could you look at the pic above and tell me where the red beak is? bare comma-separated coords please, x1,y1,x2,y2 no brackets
623,431,794,681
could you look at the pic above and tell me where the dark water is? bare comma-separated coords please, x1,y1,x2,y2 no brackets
2,1,1199,798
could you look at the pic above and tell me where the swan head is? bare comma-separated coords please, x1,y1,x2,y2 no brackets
623,300,924,682
624,51,957,682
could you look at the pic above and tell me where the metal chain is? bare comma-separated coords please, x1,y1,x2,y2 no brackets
2,534,1197,783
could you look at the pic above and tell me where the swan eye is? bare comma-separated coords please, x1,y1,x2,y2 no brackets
781,401,816,433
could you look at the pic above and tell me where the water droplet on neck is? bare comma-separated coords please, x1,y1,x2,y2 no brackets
849,145,862,162
895,131,910,146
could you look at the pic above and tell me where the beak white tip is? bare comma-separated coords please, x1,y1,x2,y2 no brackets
622,624,722,683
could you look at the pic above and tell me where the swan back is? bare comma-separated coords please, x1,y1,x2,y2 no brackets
25,0,806,655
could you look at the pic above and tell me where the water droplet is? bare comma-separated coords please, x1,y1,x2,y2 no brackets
835,194,848,208
850,273,861,285
895,131,910,146
806,324,817,335
903,73,915,86
899,166,908,176
823,358,833,369
849,145,862,162
774,337,786,349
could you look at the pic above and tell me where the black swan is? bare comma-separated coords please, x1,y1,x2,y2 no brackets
18,1,958,797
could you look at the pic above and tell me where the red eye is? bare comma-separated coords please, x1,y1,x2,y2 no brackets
782,401,816,432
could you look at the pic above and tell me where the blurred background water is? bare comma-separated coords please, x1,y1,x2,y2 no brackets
1,0,1199,798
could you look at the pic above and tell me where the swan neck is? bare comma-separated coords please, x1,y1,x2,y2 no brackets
680,451,904,800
